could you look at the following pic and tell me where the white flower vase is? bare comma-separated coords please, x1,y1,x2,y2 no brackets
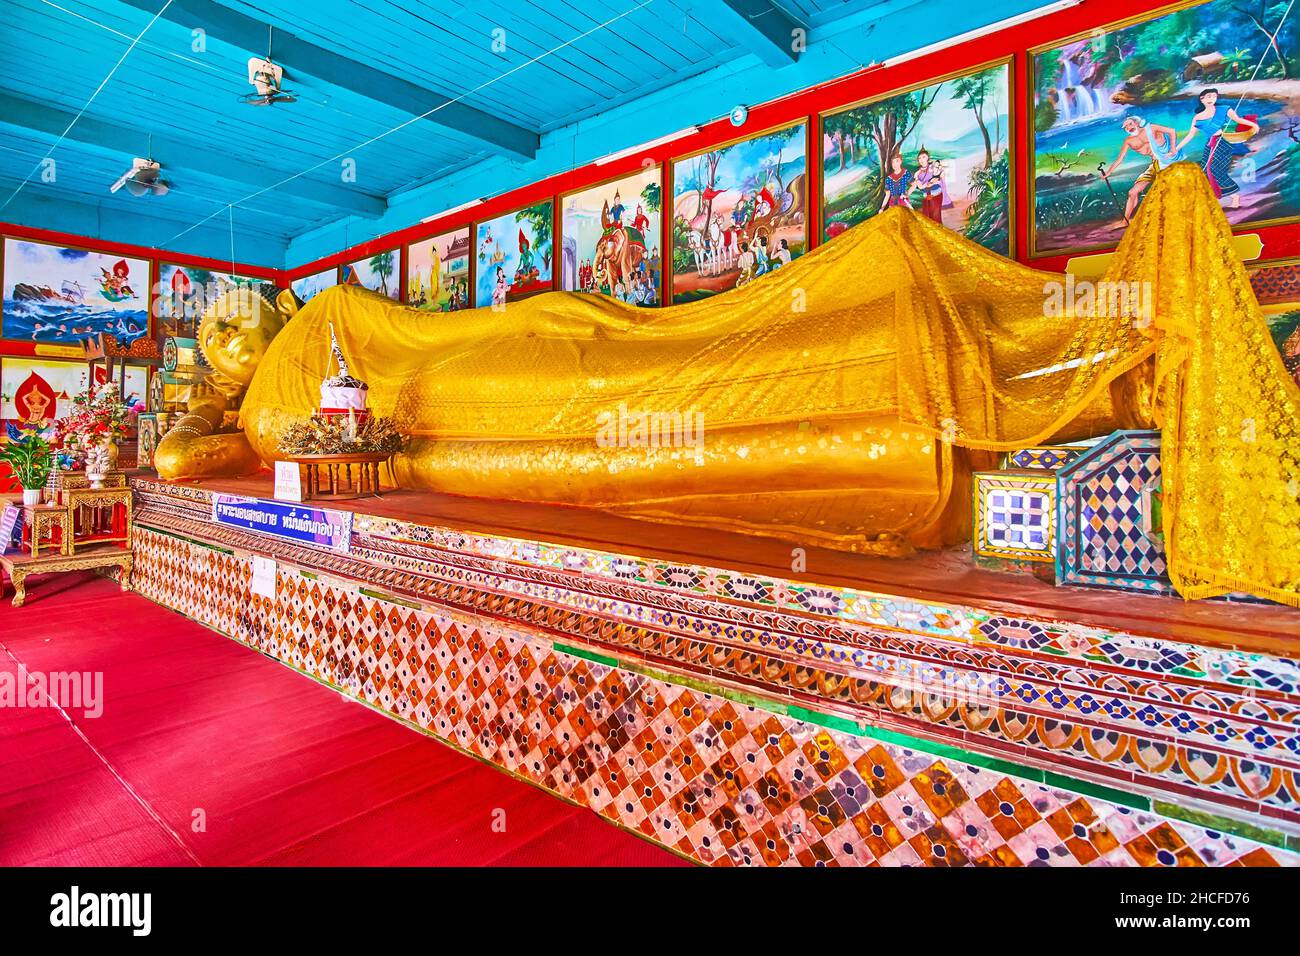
22,487,41,507
85,441,113,490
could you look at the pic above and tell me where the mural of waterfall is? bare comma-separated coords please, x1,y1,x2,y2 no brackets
1057,49,1109,123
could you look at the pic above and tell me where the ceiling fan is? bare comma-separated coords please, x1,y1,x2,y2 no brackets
240,26,297,106
109,157,171,197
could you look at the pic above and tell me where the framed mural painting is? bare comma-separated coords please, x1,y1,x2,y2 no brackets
670,121,808,304
155,263,267,336
821,58,1013,256
1,238,150,347
291,268,338,303
1,357,147,427
1031,0,1300,257
474,201,554,308
341,248,401,299
407,227,472,312
1247,258,1300,389
560,166,663,307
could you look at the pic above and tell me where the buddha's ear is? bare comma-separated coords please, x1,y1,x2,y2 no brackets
276,288,301,320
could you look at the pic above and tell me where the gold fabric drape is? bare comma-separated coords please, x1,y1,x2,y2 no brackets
241,163,1299,605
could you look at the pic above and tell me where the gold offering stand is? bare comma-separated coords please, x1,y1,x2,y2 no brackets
2,470,134,606
287,453,393,501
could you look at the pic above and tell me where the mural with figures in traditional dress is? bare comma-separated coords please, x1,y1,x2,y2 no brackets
2,238,149,346
1,357,146,427
342,249,401,300
823,61,1012,254
475,201,554,307
291,268,338,303
1032,0,1300,255
671,122,807,303
155,264,266,335
562,168,663,307
407,227,471,312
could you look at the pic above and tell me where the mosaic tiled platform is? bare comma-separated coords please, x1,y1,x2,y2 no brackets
128,478,1300,865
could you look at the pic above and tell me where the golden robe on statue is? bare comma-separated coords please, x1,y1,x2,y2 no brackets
175,164,1298,606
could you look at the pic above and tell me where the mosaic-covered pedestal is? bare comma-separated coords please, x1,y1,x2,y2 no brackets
1056,430,1169,595
972,469,1057,577
126,478,1300,867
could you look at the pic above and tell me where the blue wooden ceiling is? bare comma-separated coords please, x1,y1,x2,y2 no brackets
0,0,1049,267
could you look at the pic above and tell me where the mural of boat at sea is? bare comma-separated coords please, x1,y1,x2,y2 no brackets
407,227,471,312
342,249,401,299
671,122,807,304
561,167,663,307
1032,0,1300,256
291,268,338,303
822,60,1012,255
1,238,150,346
475,201,553,308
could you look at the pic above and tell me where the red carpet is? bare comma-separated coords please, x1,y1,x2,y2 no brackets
0,571,687,867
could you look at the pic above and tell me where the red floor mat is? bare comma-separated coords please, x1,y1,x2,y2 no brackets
0,571,687,867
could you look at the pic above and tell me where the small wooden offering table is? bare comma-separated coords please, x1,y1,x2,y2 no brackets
0,545,133,607
23,503,70,557
64,485,134,552
290,453,393,501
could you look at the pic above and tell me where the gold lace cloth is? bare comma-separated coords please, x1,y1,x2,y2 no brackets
242,163,1299,605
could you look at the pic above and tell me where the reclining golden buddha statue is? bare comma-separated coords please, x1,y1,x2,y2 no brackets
155,164,1300,607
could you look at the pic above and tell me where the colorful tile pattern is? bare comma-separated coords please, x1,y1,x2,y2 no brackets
1005,445,1089,470
974,470,1057,562
128,526,1299,866
127,480,1300,840
1056,431,1168,593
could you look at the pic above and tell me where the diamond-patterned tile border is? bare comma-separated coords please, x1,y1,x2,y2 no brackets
130,526,1299,867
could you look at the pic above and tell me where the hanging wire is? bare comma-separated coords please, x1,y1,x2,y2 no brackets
0,0,176,214
164,0,657,246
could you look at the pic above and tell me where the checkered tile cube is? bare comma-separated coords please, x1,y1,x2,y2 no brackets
973,470,1057,563
1055,430,1168,594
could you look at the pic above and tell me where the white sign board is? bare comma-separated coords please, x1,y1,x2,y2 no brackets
273,461,303,502
251,555,277,599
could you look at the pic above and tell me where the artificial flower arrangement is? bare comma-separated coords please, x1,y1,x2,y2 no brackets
52,383,132,466
1,423,55,502
278,411,405,457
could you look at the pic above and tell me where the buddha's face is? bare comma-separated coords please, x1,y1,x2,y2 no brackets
198,288,292,387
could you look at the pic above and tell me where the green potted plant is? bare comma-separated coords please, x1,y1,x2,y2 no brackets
2,424,55,506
